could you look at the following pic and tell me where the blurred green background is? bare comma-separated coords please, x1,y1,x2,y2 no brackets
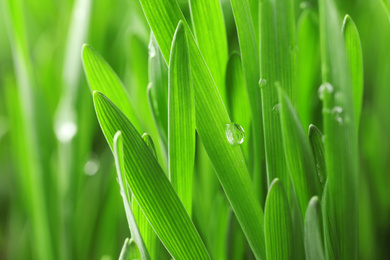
0,0,389,259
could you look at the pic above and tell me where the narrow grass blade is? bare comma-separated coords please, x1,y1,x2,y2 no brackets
189,0,228,101
342,15,364,130
113,131,151,260
297,8,321,130
277,87,322,216
319,0,359,258
93,91,210,259
308,124,326,187
380,0,390,22
264,179,293,260
119,238,141,260
82,44,141,132
138,1,267,258
259,0,296,192
304,196,325,260
168,22,195,215
230,0,266,203
148,33,169,148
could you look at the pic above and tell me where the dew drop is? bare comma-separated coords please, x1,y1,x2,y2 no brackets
272,103,281,114
332,106,344,125
148,44,156,58
225,123,245,146
258,78,267,88
55,120,78,143
84,154,100,176
318,82,334,100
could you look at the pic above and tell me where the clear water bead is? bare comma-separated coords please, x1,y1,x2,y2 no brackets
272,103,281,114
225,123,245,146
258,78,267,88
332,106,344,125
318,82,334,100
55,120,77,143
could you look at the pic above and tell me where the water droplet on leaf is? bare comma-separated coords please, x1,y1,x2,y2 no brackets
225,123,245,146
318,82,334,100
55,120,77,143
258,78,267,88
332,106,344,125
272,104,280,114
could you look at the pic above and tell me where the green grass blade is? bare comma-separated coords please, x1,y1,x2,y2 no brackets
304,196,325,260
148,33,169,148
113,131,151,260
259,0,296,191
308,124,326,188
264,179,293,260
82,44,141,132
168,22,195,216
277,87,322,216
138,1,267,258
319,0,359,258
380,0,390,22
93,91,210,259
189,0,228,101
342,15,364,130
142,133,157,158
119,238,140,260
230,0,266,203
297,8,321,130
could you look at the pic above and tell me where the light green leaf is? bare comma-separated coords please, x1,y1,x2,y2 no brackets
93,91,210,259
113,131,151,260
278,86,322,216
319,0,359,258
304,196,325,260
342,15,364,130
230,0,266,202
308,124,326,187
82,44,141,132
264,179,293,260
137,1,266,258
168,22,195,216
189,0,228,101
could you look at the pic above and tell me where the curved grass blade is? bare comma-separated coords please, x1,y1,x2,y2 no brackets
264,179,293,260
137,1,267,258
148,33,169,148
189,0,228,101
113,131,151,260
342,15,364,130
259,0,296,193
119,238,141,260
304,196,325,260
277,87,322,216
319,0,359,258
168,22,195,215
308,125,326,187
230,0,266,203
297,8,321,130
82,44,141,132
93,91,210,259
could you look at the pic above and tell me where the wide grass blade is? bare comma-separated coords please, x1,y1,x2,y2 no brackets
278,87,322,216
342,15,364,130
113,131,151,260
264,179,293,260
304,196,325,260
319,0,359,258
259,0,296,192
308,125,326,188
168,22,196,215
229,0,266,203
82,44,141,132
189,0,228,101
93,91,210,259
138,1,266,258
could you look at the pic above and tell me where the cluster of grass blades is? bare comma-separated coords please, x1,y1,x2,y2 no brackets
3,0,390,259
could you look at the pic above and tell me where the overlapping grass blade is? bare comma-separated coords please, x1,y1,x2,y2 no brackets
277,87,322,216
342,15,364,129
297,8,321,130
264,179,293,260
82,44,141,131
113,131,151,260
304,196,325,260
308,125,326,188
168,22,195,215
119,238,140,260
259,0,296,192
189,0,228,101
229,0,266,203
319,0,359,258
93,91,210,259
148,33,169,148
138,1,266,258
